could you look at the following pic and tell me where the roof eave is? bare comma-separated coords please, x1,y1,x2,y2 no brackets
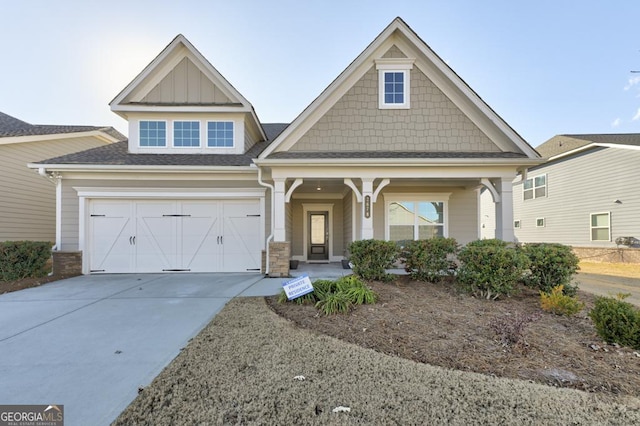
0,130,121,146
253,158,544,167
27,163,257,173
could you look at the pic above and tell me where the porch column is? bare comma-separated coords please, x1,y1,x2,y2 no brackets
273,178,286,242
361,178,374,239
495,178,514,242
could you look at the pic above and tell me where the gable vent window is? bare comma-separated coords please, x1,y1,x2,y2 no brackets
207,121,234,147
523,174,546,200
139,121,166,147
174,121,200,147
376,58,414,110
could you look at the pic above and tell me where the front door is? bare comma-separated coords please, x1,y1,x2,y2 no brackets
308,212,329,261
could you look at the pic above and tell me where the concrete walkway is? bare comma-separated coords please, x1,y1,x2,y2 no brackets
0,273,284,426
575,273,640,306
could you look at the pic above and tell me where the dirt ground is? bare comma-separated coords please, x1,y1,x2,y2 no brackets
268,276,640,401
114,298,640,425
579,262,640,279
0,273,76,295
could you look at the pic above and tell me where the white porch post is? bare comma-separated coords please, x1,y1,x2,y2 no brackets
273,178,287,242
361,178,374,239
495,178,514,242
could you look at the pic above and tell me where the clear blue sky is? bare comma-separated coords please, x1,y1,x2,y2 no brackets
2,0,640,147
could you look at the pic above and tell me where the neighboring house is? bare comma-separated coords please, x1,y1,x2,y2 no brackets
0,112,123,242
511,133,640,250
30,18,540,276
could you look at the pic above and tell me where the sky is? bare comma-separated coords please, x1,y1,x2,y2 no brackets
2,0,640,147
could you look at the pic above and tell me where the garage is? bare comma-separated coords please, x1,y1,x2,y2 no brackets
88,199,262,273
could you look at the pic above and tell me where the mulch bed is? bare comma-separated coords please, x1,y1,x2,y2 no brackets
0,274,77,295
267,276,640,401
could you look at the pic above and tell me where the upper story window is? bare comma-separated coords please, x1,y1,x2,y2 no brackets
173,121,200,147
523,174,546,200
139,121,166,147
207,121,234,147
375,58,414,109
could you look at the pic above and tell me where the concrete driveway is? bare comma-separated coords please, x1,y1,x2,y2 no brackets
576,273,640,306
0,273,282,426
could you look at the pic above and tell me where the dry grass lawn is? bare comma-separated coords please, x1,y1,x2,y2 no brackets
114,297,640,425
579,262,640,279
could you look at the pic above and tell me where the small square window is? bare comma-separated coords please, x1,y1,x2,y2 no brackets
514,220,521,229
139,121,166,147
536,218,545,227
174,121,200,147
377,65,411,109
207,121,234,147
524,174,546,200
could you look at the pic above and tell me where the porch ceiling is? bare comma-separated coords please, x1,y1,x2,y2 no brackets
289,177,483,196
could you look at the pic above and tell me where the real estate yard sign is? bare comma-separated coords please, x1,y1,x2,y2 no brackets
282,274,314,300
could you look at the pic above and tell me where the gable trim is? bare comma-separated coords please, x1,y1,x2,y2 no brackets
547,142,640,161
0,130,120,146
259,17,539,159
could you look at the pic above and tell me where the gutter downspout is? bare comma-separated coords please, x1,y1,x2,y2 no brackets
257,165,274,275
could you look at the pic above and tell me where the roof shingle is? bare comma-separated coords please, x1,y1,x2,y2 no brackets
0,111,125,140
537,133,640,158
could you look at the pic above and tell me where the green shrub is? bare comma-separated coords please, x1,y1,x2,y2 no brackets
311,279,338,300
348,239,398,282
523,243,579,296
400,237,458,282
0,241,52,282
457,240,529,300
540,285,584,316
589,294,640,349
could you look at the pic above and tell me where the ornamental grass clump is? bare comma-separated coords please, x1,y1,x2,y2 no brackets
457,239,529,300
540,285,584,316
400,237,458,283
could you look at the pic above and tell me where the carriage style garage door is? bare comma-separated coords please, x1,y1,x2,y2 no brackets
88,199,261,273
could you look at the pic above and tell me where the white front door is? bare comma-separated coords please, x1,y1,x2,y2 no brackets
88,199,261,273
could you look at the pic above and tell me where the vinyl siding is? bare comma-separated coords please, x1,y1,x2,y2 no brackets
290,46,498,153
142,57,233,104
514,147,640,247
0,137,108,241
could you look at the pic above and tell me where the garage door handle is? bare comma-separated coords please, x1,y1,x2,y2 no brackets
129,236,132,245
133,236,136,245
220,236,223,244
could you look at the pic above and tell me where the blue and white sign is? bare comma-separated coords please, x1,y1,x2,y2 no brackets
282,273,314,300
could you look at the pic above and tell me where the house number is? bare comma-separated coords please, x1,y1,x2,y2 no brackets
364,195,371,218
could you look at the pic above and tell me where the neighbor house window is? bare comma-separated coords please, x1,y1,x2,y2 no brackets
523,174,546,200
590,212,611,241
207,121,234,147
387,201,445,241
514,220,521,229
376,58,413,109
536,218,545,227
173,121,200,147
139,121,166,147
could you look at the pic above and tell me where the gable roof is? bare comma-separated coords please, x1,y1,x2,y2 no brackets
32,123,287,169
110,34,266,141
259,17,539,160
537,133,640,159
0,111,124,141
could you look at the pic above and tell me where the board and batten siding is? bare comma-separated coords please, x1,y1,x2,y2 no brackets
0,137,108,241
514,147,640,247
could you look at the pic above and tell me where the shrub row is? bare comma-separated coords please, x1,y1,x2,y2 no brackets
0,241,53,282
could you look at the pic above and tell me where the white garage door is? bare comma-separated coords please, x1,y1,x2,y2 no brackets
89,200,261,273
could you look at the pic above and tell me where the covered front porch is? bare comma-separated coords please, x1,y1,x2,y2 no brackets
261,164,517,277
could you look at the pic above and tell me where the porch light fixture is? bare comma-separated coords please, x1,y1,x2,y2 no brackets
316,186,322,191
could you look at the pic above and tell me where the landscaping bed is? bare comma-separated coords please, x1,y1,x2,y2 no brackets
267,276,640,401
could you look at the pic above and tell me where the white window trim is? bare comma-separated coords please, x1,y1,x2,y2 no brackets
139,119,168,148
590,211,611,242
536,217,545,228
376,58,414,110
383,193,451,241
523,173,547,200
206,120,235,149
172,120,201,148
